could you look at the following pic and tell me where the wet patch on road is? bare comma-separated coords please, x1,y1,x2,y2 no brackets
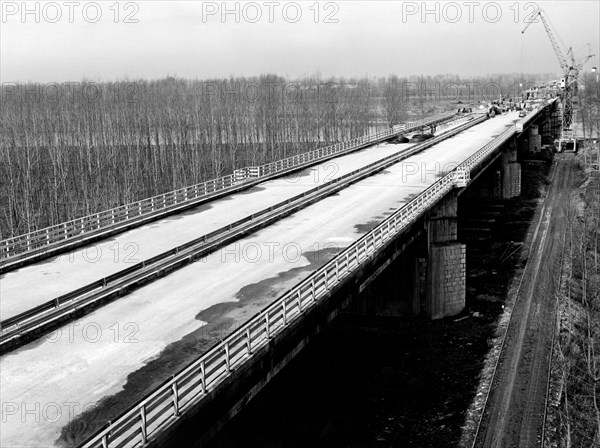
233,185,267,195
354,219,382,234
261,167,316,186
402,192,419,202
195,246,343,326
160,198,226,222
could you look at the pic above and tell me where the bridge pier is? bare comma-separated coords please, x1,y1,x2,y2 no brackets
351,190,466,320
425,190,466,319
499,142,521,199
537,101,561,146
526,126,543,153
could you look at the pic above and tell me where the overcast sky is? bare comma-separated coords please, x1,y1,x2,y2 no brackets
1,1,598,82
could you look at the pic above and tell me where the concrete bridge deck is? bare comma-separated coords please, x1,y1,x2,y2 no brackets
0,112,525,447
0,119,469,321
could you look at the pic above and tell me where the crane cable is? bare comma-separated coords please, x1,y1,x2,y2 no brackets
521,33,524,77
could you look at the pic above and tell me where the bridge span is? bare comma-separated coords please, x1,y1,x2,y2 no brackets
0,102,558,448
0,116,468,322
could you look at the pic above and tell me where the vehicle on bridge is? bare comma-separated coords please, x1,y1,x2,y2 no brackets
487,104,503,117
389,134,410,144
410,133,434,142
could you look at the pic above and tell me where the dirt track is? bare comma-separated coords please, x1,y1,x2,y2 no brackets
474,155,577,448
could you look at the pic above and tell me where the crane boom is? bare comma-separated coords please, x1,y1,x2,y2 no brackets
537,11,569,72
522,10,569,72
575,45,595,72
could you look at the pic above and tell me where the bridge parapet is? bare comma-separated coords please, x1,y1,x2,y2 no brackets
454,168,470,188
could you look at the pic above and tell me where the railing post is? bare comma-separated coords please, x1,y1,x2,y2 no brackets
282,300,287,326
246,327,252,355
101,426,109,448
224,342,231,373
139,404,147,444
265,313,271,339
297,290,302,313
200,361,206,393
171,376,180,416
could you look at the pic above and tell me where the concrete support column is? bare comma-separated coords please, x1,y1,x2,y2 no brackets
528,126,542,153
425,191,466,319
541,112,554,143
552,102,562,140
500,142,521,199
426,244,466,319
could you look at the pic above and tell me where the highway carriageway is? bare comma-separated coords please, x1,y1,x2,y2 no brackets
0,115,480,352
0,112,458,272
0,114,462,314
0,111,523,448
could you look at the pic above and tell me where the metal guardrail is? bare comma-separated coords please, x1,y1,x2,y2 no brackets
79,115,520,448
0,113,455,267
0,114,477,349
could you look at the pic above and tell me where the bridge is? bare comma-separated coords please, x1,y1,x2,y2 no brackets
0,99,560,448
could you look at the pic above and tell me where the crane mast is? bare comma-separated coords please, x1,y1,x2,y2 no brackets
522,9,593,151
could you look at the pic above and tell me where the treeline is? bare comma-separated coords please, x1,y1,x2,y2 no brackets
0,73,548,238
580,72,600,168
1,75,381,237
550,76,600,448
554,163,600,447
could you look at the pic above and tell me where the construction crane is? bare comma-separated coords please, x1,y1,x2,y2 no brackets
522,9,594,151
